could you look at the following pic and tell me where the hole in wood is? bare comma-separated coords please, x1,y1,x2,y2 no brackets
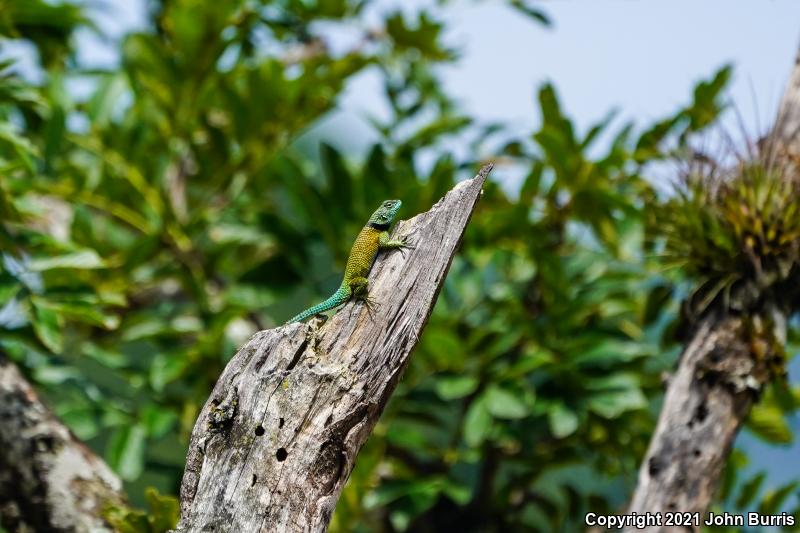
255,425,265,436
648,456,662,477
279,417,285,429
276,447,288,462
709,347,723,363
693,403,708,425
693,449,701,457
251,474,257,486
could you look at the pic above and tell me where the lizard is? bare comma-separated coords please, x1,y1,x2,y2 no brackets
287,199,409,323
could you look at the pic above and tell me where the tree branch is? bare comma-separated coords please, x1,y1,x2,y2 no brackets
0,355,124,532
174,165,493,532
624,47,800,532
773,47,800,155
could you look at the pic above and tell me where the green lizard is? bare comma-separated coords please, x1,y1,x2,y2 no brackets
287,199,409,323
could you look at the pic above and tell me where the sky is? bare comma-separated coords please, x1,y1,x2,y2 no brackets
4,0,800,498
62,0,800,139
333,0,800,150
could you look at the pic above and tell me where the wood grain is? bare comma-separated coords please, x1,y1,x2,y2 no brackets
175,165,492,532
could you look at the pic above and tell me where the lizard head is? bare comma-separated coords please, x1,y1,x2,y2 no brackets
369,199,402,226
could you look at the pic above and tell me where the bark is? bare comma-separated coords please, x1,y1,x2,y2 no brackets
0,355,125,532
624,46,800,532
773,48,800,155
174,165,493,533
624,312,783,532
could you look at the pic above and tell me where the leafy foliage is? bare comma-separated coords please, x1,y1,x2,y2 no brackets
711,449,800,532
0,1,798,531
103,487,180,533
654,145,800,315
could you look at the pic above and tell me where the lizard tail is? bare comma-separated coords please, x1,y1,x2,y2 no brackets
287,285,351,323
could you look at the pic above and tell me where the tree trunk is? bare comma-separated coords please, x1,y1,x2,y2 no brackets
774,49,800,153
624,311,783,532
0,354,125,532
174,165,493,533
624,46,800,532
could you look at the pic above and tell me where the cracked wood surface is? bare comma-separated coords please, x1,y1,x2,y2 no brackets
624,46,800,532
0,355,124,532
624,316,776,532
174,165,492,533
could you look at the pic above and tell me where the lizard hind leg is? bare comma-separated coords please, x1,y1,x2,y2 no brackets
348,276,380,318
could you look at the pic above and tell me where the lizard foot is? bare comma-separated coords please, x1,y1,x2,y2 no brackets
360,295,381,320
397,235,415,257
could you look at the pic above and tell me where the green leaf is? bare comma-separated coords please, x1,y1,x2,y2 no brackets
0,123,38,172
587,387,646,418
548,403,579,438
484,385,529,419
420,328,463,370
365,480,416,509
572,341,652,365
84,343,128,368
144,487,180,532
385,11,453,61
643,283,673,325
86,72,128,125
435,375,478,400
103,487,178,533
103,506,149,533
735,471,766,509
509,0,552,26
33,365,79,384
61,407,100,440
585,372,641,391
149,354,189,392
386,419,431,450
37,300,119,329
107,424,147,481
28,250,106,271
441,480,472,505
320,142,354,213
0,282,19,307
43,103,65,170
746,403,793,444
463,396,492,447
141,404,178,438
758,481,798,516
31,299,63,353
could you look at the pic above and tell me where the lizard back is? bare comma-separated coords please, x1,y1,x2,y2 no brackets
344,226,383,280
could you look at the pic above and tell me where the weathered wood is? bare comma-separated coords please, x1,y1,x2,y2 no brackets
624,314,780,532
773,47,800,156
624,46,800,532
174,165,492,533
0,355,124,532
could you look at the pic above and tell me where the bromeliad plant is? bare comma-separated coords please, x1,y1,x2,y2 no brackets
655,136,800,324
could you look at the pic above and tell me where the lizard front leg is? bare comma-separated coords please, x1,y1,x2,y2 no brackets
378,231,412,251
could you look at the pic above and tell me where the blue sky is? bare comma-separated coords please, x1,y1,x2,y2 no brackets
333,0,800,143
